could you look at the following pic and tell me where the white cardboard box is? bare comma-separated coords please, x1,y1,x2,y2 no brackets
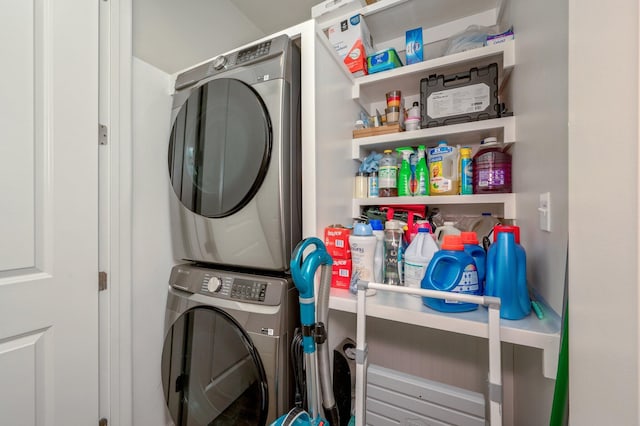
327,14,374,77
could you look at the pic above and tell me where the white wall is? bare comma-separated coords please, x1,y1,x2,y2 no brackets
133,0,265,73
568,0,639,423
131,57,174,426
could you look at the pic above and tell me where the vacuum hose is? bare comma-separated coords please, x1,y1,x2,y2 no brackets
317,263,340,426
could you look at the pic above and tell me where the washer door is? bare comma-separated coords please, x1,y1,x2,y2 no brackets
162,306,268,426
168,78,272,218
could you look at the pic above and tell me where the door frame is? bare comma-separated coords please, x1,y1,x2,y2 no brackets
99,0,133,424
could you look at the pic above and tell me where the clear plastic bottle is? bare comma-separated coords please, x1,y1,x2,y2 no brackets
369,219,385,283
378,149,398,197
383,219,404,285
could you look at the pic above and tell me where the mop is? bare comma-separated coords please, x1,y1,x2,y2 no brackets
271,238,340,426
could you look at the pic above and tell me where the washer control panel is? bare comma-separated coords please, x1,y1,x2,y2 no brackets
236,40,272,64
169,264,286,306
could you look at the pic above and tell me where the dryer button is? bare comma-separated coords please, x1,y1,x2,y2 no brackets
207,276,222,293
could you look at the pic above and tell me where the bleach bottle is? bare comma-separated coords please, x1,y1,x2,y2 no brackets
421,235,480,312
404,227,439,293
460,231,486,294
485,225,531,320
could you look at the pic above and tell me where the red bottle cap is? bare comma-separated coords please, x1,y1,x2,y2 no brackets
460,231,479,245
493,225,520,244
441,235,464,251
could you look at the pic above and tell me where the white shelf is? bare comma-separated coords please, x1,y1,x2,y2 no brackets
353,193,516,219
351,116,516,159
329,287,561,379
352,41,515,104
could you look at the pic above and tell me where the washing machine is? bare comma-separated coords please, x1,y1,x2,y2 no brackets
161,264,299,425
167,34,301,272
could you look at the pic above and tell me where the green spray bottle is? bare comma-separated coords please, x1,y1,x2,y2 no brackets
415,145,429,196
396,147,414,197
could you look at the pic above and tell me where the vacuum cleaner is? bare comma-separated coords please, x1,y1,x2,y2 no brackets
271,238,340,426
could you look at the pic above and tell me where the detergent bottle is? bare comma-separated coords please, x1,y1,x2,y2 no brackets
428,141,459,196
404,227,440,293
460,231,486,294
349,222,378,295
421,235,480,312
434,221,461,248
396,147,414,196
414,145,429,196
485,225,531,320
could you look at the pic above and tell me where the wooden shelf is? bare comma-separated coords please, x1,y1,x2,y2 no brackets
329,287,561,379
351,116,516,159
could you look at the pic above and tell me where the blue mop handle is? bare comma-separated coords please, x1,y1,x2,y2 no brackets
290,238,333,354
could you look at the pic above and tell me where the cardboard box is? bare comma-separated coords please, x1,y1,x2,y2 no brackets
324,225,351,259
327,14,374,77
331,258,352,289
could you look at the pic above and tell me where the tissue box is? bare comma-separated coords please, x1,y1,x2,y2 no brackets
327,14,374,77
331,259,352,289
367,48,403,74
324,225,351,259
405,27,424,65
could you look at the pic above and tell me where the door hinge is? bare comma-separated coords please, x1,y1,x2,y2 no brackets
99,124,108,145
99,271,107,291
99,419,108,426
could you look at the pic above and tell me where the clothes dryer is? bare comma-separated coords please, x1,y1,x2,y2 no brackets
162,264,299,425
168,35,301,272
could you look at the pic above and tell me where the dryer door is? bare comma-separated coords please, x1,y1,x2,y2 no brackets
162,306,268,426
168,78,272,218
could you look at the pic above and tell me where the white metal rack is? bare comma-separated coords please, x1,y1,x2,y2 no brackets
354,282,503,426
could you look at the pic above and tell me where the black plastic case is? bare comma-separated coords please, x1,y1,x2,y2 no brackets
420,63,500,128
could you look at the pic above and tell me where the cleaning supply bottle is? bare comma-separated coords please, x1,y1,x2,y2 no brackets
414,145,429,196
396,147,413,196
421,235,480,312
485,225,531,319
473,137,512,194
348,223,377,294
434,221,461,248
383,219,404,285
404,228,440,293
369,219,385,283
379,149,398,197
459,147,473,195
428,141,459,196
461,231,486,294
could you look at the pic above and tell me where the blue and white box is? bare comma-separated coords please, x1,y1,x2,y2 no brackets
405,27,423,65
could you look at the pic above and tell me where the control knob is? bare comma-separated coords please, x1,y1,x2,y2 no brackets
207,276,222,293
212,55,227,70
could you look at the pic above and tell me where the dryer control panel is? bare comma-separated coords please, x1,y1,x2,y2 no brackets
169,264,287,306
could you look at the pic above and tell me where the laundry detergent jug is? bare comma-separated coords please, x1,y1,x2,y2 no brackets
404,228,439,293
421,235,480,312
485,226,531,320
461,231,486,294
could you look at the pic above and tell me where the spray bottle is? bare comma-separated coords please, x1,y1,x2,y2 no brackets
396,147,414,197
414,145,429,196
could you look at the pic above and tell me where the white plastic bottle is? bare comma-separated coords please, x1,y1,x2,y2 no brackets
404,228,440,293
349,223,378,295
369,219,385,283
434,221,461,248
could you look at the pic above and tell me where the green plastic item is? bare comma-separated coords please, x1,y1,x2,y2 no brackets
550,246,569,425
415,145,429,196
396,147,413,196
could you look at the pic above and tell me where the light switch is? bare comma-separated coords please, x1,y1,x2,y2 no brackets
538,192,551,232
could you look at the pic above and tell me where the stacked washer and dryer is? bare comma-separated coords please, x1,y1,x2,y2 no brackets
161,35,302,426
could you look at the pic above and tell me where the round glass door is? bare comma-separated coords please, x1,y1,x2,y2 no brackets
162,307,268,426
168,78,272,218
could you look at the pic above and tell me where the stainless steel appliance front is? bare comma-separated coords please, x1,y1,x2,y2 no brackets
168,35,301,272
